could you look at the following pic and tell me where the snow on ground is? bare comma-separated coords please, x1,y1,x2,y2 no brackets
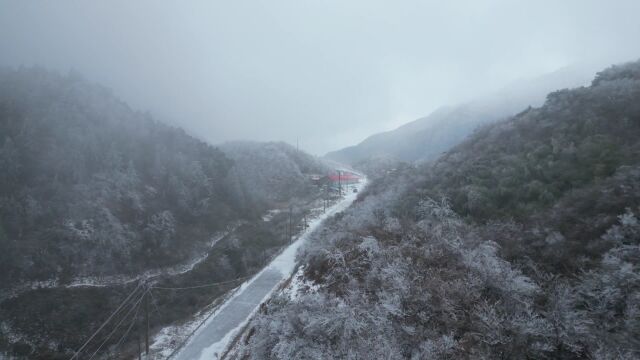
149,285,243,359
171,179,367,360
261,209,281,222
281,265,320,301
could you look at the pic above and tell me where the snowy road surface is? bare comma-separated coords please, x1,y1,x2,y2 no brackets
173,180,366,360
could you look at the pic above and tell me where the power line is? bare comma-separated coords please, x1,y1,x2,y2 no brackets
71,266,259,358
148,288,162,314
69,282,143,360
87,288,149,360
165,291,233,359
111,295,143,354
71,274,252,359
151,275,251,291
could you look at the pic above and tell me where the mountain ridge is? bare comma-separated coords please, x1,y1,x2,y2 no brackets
326,64,597,165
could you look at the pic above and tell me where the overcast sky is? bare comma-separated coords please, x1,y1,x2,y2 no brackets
1,1,640,154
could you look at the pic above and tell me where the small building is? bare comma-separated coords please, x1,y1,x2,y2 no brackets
328,169,361,188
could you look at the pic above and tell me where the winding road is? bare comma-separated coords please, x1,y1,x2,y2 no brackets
173,180,366,360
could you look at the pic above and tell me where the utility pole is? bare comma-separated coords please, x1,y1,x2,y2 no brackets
288,205,293,244
137,326,142,360
145,291,149,355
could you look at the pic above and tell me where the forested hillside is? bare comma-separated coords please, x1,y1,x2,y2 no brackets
222,141,329,213
232,60,640,359
0,68,245,289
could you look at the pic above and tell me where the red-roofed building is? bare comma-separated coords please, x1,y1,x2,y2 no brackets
328,170,361,186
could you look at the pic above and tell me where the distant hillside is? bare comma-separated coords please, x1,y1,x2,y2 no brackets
232,60,640,359
221,141,330,211
325,65,594,165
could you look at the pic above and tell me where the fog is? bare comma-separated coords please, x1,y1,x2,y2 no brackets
1,0,639,154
